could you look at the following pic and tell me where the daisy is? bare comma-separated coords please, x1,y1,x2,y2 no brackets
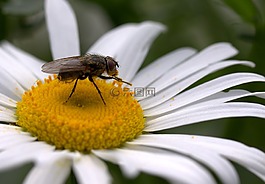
0,0,265,183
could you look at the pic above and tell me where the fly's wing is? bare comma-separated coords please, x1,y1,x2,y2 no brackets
41,56,87,74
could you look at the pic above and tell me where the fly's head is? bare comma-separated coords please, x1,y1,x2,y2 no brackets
105,56,119,76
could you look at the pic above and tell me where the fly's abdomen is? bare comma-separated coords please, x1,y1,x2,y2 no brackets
58,71,83,81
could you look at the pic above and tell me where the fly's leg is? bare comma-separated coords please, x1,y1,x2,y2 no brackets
65,78,79,103
89,75,106,105
99,75,132,86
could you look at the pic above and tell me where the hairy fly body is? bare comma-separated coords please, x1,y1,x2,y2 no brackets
41,54,131,105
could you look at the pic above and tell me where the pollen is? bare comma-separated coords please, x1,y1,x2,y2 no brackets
16,76,145,152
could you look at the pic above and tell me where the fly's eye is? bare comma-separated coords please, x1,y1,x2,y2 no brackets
106,57,117,71
105,56,118,75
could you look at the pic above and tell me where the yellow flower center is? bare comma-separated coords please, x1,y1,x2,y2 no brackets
16,76,145,152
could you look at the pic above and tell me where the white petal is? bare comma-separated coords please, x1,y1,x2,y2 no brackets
0,47,37,90
149,42,238,92
93,150,139,179
145,102,265,131
88,23,138,55
129,134,239,184
0,142,54,171
144,73,265,116
24,152,72,184
0,107,16,122
141,61,255,109
88,21,166,81
73,153,111,184
94,148,216,184
0,69,24,101
188,90,265,107
0,133,36,150
1,42,48,80
0,124,23,135
0,104,15,114
45,0,80,59
146,134,265,182
0,93,17,107
0,116,16,122
131,47,197,87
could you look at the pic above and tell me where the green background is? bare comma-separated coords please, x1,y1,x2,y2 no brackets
0,0,264,183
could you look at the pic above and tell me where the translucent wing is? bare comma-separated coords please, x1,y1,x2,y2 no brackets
41,56,87,74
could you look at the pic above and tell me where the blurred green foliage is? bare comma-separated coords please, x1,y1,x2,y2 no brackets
0,0,264,183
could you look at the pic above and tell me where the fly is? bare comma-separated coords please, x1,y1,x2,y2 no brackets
41,54,131,105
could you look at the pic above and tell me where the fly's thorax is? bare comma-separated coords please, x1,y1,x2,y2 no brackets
82,54,106,67
86,67,105,77
83,55,107,76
